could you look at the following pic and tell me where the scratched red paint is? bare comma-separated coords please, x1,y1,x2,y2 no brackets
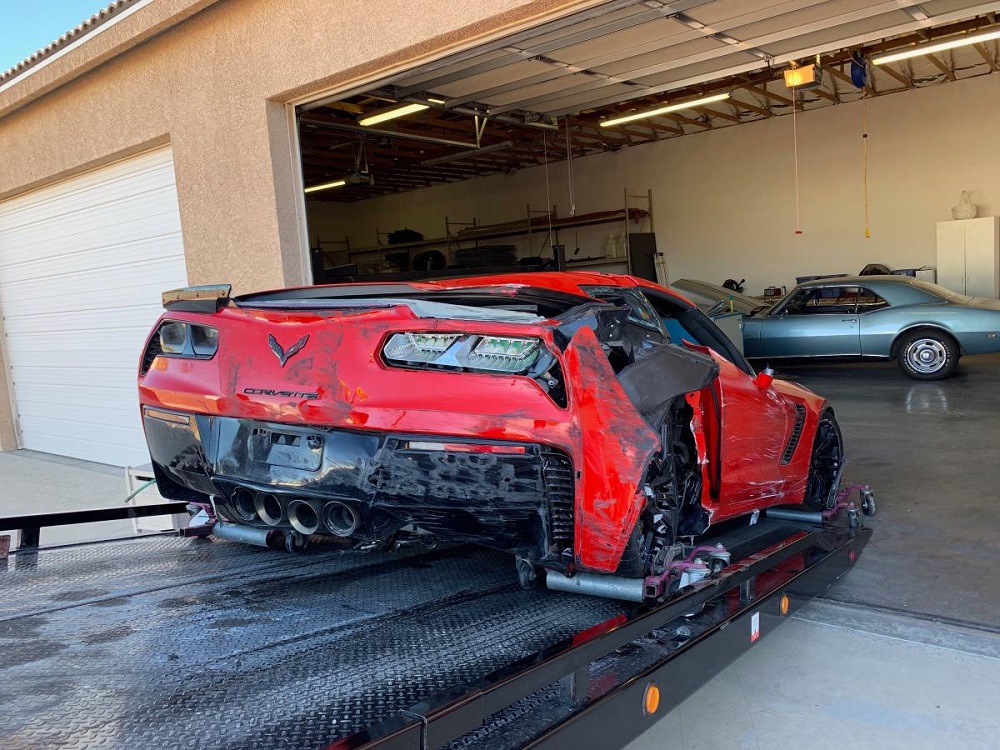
562,326,658,570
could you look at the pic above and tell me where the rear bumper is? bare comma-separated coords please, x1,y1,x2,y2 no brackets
142,407,574,564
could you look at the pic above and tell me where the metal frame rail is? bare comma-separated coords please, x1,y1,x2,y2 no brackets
0,502,188,564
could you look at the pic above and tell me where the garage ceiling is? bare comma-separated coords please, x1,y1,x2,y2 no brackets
301,0,1000,201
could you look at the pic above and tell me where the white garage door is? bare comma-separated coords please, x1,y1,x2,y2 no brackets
0,147,187,467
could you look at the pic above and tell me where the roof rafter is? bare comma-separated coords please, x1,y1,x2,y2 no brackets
925,52,957,81
973,41,999,71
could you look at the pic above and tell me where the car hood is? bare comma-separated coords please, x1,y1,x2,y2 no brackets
672,279,761,315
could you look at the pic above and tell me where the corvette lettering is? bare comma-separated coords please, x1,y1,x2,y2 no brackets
243,388,319,399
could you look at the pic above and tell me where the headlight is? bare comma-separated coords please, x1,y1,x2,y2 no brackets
383,332,541,374
156,321,218,359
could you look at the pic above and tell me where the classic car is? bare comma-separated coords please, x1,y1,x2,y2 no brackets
138,272,844,594
675,275,1000,380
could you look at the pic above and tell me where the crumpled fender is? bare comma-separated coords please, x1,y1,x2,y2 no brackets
562,326,660,572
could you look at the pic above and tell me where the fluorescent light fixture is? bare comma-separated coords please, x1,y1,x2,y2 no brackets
303,179,346,194
873,28,1000,65
426,97,447,105
599,93,730,127
359,102,429,127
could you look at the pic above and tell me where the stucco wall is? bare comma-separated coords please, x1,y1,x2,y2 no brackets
308,72,1000,294
0,0,601,451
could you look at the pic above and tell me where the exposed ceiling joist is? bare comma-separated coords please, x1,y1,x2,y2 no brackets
925,51,958,80
302,3,1000,201
973,41,999,69
825,65,876,98
878,62,914,87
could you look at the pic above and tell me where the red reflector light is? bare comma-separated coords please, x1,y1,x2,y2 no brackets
403,441,526,454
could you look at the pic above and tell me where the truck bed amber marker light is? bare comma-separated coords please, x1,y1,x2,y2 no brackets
779,593,790,616
643,682,660,715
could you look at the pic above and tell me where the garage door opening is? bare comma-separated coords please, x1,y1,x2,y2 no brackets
295,1,1000,286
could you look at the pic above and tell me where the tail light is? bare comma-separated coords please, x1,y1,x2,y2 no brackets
141,321,218,374
382,332,541,374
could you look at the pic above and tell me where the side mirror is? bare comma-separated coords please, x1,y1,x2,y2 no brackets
754,367,775,389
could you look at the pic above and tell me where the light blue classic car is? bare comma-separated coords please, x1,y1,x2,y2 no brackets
674,276,1000,380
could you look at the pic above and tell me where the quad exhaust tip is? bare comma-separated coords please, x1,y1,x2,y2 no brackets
322,501,360,538
287,499,322,536
230,487,360,537
255,492,285,526
231,487,258,523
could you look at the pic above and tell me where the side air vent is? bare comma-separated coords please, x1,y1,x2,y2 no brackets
540,446,574,552
781,404,807,465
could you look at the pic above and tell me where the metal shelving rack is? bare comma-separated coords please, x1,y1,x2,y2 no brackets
331,189,654,277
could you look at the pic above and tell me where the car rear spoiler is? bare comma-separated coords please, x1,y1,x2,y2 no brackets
162,284,232,313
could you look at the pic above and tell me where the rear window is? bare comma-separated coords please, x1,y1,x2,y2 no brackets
582,286,664,333
909,279,973,304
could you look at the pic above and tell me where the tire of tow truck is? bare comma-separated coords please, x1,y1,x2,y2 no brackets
801,409,844,511
895,329,959,381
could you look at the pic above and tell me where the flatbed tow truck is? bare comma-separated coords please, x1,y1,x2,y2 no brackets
0,489,872,750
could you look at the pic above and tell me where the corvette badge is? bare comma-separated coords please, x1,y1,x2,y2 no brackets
269,333,309,367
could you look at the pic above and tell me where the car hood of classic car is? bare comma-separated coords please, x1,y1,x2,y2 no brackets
671,279,765,316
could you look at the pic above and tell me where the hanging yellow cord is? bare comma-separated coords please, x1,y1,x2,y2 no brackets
862,94,871,239
792,88,802,235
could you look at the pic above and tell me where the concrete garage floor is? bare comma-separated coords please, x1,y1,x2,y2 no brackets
628,353,1000,750
2,355,999,749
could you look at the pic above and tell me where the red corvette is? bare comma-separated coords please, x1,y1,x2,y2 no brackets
139,272,843,592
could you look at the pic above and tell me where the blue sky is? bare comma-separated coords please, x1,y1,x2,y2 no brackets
1,1,107,72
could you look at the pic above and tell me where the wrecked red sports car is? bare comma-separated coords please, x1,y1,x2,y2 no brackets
139,272,843,593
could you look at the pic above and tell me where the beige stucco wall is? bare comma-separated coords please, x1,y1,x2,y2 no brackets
0,0,602,451
310,72,1000,294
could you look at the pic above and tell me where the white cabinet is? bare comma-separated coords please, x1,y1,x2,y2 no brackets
936,217,1000,298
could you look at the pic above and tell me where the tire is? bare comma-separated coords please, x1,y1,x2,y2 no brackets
802,409,844,511
895,329,959,380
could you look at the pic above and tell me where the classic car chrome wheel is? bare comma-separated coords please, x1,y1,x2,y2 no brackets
897,330,958,380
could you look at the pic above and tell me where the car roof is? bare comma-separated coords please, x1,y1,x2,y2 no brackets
795,274,912,287
240,272,695,311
